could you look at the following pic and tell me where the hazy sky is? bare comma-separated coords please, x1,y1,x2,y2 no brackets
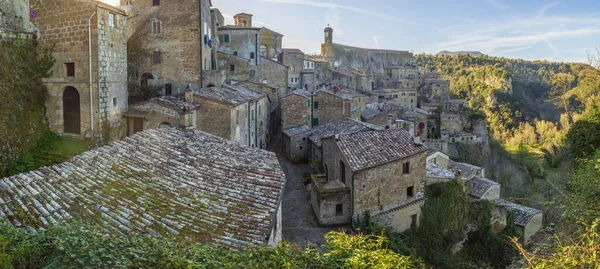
100,0,600,63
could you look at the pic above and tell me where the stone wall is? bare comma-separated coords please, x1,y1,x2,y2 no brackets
371,201,423,232
311,176,351,225
311,91,350,127
97,5,128,140
281,94,309,130
218,52,252,83
230,103,249,145
195,97,233,140
31,0,127,141
259,27,282,61
261,56,288,90
130,101,181,130
353,152,426,215
122,0,203,93
267,202,283,247
218,27,260,66
321,43,413,74
283,132,310,163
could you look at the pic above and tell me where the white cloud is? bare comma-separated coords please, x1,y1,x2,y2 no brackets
485,0,510,10
491,45,534,55
373,35,379,49
259,0,444,32
536,2,560,18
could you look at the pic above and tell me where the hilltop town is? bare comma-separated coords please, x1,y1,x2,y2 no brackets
0,0,556,266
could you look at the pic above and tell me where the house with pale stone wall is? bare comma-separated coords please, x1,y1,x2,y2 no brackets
312,129,428,232
31,0,128,141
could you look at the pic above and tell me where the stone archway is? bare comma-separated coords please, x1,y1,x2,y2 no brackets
63,86,81,134
141,73,154,86
158,122,172,128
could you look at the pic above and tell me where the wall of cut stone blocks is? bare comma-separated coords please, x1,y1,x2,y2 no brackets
281,94,309,130
371,201,423,232
261,57,288,90
195,97,233,140
311,91,349,127
218,28,260,66
311,185,351,225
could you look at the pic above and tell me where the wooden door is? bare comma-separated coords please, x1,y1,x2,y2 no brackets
63,87,81,134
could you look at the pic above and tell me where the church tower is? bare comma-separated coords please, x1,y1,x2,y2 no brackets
324,25,333,44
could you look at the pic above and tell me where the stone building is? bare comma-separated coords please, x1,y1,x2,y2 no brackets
120,0,213,93
31,0,128,141
192,85,269,148
426,150,450,169
441,112,462,135
218,24,261,66
468,176,501,200
282,124,311,163
320,26,413,74
313,129,428,231
311,90,352,127
0,128,285,248
308,119,383,161
280,89,311,130
493,200,543,244
370,88,417,109
428,79,450,101
124,95,198,136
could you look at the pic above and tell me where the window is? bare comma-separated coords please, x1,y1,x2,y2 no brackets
233,51,238,56
65,63,75,77
410,214,418,230
113,97,117,106
258,105,261,115
402,162,410,174
151,20,161,34
313,118,319,126
407,186,414,198
109,13,116,28
307,99,311,108
250,52,255,59
236,110,240,124
306,115,310,123
314,101,319,109
336,204,343,216
165,83,172,96
153,51,161,64
340,161,346,184
230,65,235,72
224,34,230,42
152,0,160,5
250,70,255,78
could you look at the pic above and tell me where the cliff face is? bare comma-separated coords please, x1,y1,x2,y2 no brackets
321,43,413,74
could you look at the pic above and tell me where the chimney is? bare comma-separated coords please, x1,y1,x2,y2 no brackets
184,84,193,103
334,128,340,140
413,136,422,145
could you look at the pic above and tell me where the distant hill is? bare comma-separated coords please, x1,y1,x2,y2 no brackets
437,51,484,57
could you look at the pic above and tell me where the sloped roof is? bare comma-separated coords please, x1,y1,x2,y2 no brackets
135,96,199,113
494,199,542,227
468,176,499,198
193,86,264,106
282,124,311,137
361,108,380,119
335,129,428,172
309,119,383,147
0,128,285,248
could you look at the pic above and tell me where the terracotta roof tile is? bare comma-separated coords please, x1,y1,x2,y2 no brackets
0,129,285,248
335,129,428,172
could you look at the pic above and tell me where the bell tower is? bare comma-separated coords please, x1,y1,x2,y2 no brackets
324,25,333,44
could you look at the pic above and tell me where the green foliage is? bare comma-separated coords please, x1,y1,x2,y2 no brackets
0,222,419,269
408,182,472,268
357,211,411,256
0,37,55,176
514,219,600,268
565,107,600,160
565,150,600,224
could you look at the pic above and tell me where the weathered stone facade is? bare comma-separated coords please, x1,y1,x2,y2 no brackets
218,26,261,66
282,125,311,163
316,129,428,230
441,112,462,135
311,91,351,127
311,175,352,225
218,51,253,83
32,0,128,141
121,0,211,94
281,92,309,130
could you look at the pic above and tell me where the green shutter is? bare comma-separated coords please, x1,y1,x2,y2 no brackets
307,99,311,108
307,115,310,122
314,101,319,109
313,118,319,126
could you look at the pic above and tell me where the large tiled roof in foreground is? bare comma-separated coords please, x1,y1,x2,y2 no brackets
335,129,428,172
0,129,285,248
309,119,383,147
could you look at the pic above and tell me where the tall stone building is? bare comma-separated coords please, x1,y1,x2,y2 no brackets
120,0,215,94
0,0,38,39
30,0,128,141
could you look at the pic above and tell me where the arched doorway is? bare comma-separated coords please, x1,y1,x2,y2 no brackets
158,122,172,128
141,73,154,86
63,86,81,134
206,83,215,88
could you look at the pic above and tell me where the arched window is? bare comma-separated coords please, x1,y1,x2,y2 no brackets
63,86,81,134
269,48,276,59
141,73,154,86
158,122,172,128
260,44,268,57
242,20,247,26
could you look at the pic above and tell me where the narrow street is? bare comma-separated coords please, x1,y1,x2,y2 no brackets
268,133,348,249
